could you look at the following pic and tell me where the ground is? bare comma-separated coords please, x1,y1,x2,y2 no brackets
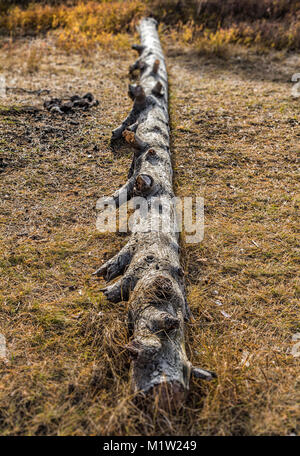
0,36,299,435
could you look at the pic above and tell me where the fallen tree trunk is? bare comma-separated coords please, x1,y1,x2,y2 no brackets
95,18,215,404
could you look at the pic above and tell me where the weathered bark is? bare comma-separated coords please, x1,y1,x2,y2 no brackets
95,18,216,403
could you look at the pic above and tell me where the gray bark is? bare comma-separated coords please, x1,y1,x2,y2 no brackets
95,18,216,404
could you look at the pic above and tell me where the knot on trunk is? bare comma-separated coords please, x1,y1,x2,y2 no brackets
134,85,146,108
122,130,148,150
126,338,161,361
152,59,160,74
145,148,159,164
152,81,164,97
134,174,153,195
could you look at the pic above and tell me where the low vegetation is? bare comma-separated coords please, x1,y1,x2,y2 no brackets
0,0,299,436
0,1,300,52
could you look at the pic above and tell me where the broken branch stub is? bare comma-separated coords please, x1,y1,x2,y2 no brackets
96,18,216,403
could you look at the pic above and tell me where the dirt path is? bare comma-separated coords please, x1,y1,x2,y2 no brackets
0,39,299,435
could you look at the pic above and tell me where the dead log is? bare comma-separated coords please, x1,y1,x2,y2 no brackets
95,18,216,404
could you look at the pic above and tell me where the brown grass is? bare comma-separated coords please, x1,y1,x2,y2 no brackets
0,16,299,436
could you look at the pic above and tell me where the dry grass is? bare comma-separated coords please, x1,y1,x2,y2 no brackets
169,46,300,435
0,25,299,436
0,1,300,51
0,1,145,51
